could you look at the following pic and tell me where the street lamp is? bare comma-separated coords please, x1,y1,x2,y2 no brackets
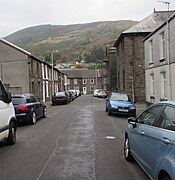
51,50,58,95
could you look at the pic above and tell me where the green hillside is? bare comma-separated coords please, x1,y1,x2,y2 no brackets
5,20,138,64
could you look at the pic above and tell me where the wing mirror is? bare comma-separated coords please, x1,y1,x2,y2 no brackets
4,92,12,104
128,117,137,127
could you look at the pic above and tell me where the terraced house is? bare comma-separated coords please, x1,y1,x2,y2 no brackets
0,38,65,102
113,10,175,102
144,12,175,106
60,68,108,94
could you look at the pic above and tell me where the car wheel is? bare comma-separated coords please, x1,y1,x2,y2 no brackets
43,107,47,118
107,109,112,116
162,176,171,180
6,121,16,145
105,107,108,112
31,111,37,125
124,136,134,161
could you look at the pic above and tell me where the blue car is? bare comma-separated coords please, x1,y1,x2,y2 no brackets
124,101,175,180
105,92,136,117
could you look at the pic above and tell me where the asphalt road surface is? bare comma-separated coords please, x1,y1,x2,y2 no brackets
0,95,149,180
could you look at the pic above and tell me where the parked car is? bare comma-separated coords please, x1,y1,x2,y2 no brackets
52,91,70,105
93,89,102,97
0,80,17,145
105,92,136,116
97,89,108,98
12,93,47,124
124,101,175,180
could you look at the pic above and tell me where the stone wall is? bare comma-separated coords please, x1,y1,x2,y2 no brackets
116,34,147,102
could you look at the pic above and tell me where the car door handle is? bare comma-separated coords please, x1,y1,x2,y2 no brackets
161,138,170,145
138,131,145,135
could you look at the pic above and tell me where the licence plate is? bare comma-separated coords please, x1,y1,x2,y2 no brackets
119,109,128,112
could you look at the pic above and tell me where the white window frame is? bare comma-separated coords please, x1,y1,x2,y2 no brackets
42,64,45,79
161,72,166,98
73,79,77,85
46,81,49,97
83,78,87,84
90,78,94,84
159,31,165,60
149,39,153,64
150,74,154,96
45,65,48,79
67,79,70,85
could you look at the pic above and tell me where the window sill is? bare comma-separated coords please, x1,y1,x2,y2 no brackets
159,58,165,63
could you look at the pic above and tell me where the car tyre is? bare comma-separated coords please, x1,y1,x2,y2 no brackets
105,107,108,112
107,109,112,116
124,136,134,161
43,107,47,118
6,121,16,145
162,176,171,180
31,111,37,125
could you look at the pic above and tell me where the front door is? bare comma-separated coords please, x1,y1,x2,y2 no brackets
83,87,87,94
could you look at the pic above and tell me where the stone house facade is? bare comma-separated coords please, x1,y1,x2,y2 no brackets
144,12,175,105
60,69,108,94
113,10,174,102
0,38,65,102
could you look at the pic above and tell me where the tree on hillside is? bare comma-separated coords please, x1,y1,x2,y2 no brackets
85,45,105,63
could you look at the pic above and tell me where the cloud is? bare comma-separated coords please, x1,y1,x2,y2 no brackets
0,0,175,37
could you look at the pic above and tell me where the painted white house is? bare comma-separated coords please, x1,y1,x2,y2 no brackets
144,12,175,105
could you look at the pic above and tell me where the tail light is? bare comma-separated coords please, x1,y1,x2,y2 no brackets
17,105,28,111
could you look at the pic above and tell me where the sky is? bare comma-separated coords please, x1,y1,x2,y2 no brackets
1,0,175,37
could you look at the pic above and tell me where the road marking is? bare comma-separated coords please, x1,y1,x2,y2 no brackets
106,136,116,139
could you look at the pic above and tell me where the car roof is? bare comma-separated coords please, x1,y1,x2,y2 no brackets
12,93,34,98
111,92,128,96
155,101,175,106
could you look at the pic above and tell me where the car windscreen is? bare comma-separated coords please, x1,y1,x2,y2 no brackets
110,94,130,102
12,97,26,105
55,92,65,96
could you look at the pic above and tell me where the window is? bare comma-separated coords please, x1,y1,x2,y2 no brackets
46,81,49,97
67,79,70,85
149,39,153,64
90,85,94,91
73,79,77,85
83,78,87,84
160,31,166,60
42,64,45,79
29,96,37,103
138,105,164,126
150,74,154,96
157,106,175,131
90,78,94,84
161,72,166,98
0,81,7,102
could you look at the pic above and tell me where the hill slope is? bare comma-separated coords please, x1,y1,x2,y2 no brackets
5,20,138,63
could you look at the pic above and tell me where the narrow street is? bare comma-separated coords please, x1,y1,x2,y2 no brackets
0,95,148,180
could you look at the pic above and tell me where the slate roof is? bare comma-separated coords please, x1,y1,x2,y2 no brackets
60,69,107,78
123,10,175,34
144,11,175,41
114,10,175,47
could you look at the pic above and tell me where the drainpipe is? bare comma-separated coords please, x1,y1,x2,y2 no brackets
167,19,172,100
132,36,135,102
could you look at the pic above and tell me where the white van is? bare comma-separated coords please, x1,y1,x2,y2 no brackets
0,80,17,145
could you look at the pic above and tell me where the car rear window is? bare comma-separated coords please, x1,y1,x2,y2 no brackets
12,97,26,105
55,92,65,96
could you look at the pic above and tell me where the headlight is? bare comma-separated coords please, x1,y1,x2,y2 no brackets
111,104,118,108
130,106,136,110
